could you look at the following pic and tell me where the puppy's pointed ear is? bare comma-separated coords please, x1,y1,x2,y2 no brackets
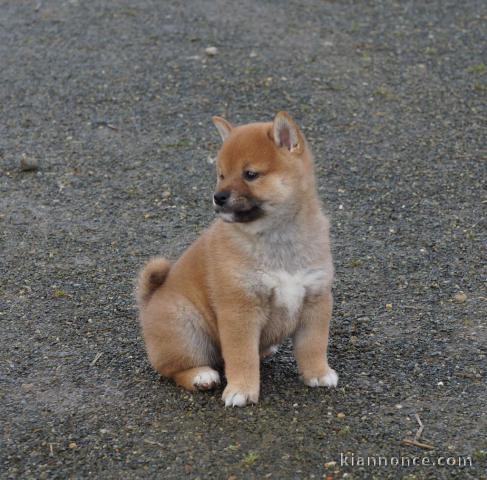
212,116,233,142
272,111,303,154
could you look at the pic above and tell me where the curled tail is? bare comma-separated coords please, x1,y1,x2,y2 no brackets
136,257,171,306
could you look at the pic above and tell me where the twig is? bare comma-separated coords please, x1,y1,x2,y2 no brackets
91,352,103,366
144,439,164,448
91,120,119,131
401,413,435,450
401,438,435,450
414,413,424,440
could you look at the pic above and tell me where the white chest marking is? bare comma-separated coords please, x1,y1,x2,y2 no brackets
261,268,331,316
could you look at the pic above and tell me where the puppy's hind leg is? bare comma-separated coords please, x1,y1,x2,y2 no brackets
141,295,221,392
174,367,221,391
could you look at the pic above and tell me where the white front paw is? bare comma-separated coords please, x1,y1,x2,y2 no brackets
222,385,259,407
303,368,338,388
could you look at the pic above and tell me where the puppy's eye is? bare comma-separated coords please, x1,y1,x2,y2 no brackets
219,174,224,180
243,170,259,181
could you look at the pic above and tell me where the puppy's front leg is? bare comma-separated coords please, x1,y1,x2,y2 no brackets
218,306,263,407
293,289,338,388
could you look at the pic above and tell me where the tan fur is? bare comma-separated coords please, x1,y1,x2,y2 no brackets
137,112,337,406
136,257,171,306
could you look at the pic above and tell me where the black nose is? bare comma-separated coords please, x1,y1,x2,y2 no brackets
213,191,230,206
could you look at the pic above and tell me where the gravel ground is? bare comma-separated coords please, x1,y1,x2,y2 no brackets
1,1,486,479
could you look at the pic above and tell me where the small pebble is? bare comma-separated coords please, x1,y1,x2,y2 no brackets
21,383,34,393
386,303,393,311
205,46,218,56
68,442,77,449
453,292,467,303
337,412,346,419
19,154,38,171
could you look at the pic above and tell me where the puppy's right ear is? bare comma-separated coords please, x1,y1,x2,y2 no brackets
272,111,304,154
212,116,233,142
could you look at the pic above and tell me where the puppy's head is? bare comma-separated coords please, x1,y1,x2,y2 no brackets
211,112,313,224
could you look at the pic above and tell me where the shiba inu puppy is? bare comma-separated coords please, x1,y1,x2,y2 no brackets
137,112,337,407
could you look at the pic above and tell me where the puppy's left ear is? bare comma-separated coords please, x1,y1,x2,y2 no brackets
272,111,304,154
212,116,233,142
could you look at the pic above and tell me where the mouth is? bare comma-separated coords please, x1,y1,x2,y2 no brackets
215,205,265,223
